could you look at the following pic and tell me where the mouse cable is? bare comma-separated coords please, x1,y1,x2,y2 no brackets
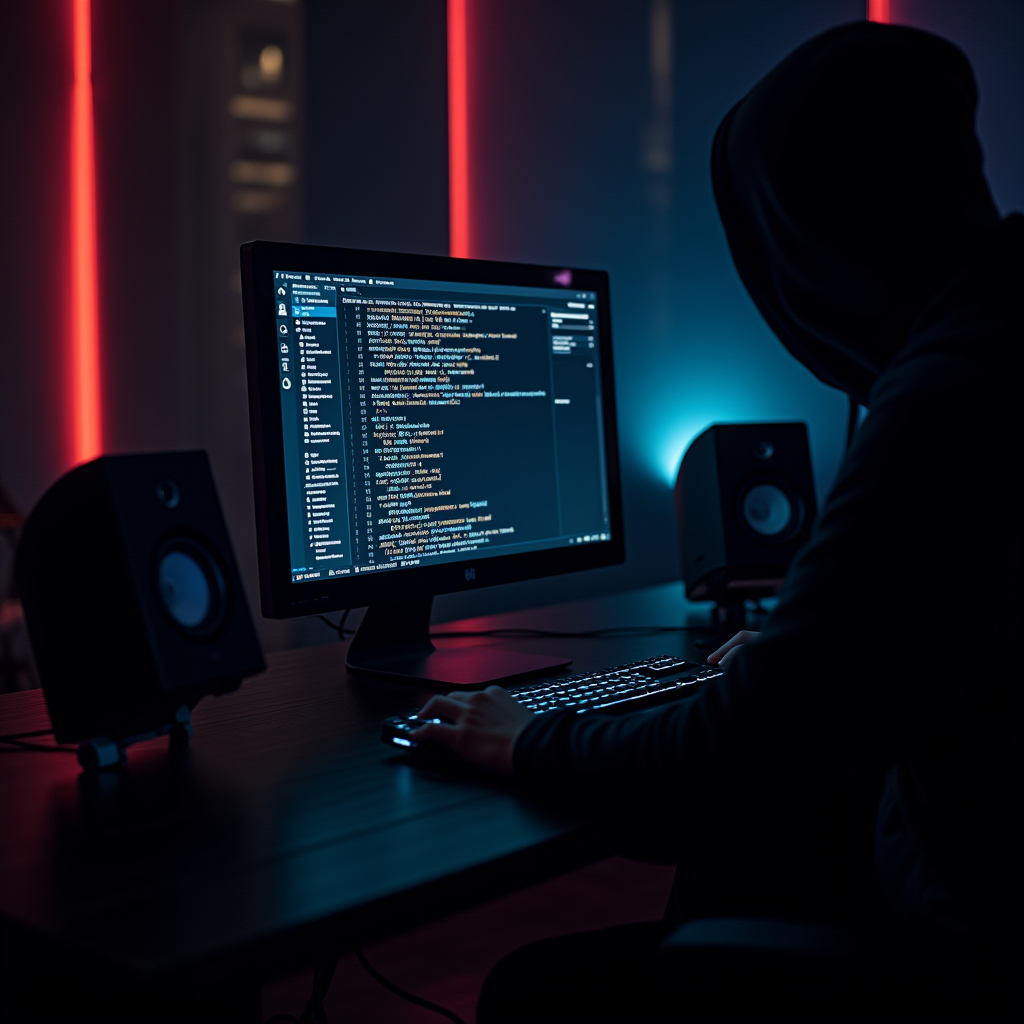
354,946,466,1024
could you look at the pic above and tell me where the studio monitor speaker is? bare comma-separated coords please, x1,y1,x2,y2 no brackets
15,451,265,766
675,423,816,605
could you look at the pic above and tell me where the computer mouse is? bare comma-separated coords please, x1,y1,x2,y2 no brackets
381,714,442,751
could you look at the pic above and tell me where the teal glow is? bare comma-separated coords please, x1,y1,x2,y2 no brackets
619,348,770,485
655,411,744,485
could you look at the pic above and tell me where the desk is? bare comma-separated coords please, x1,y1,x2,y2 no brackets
0,582,721,1019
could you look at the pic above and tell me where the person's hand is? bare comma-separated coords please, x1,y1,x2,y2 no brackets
410,686,535,775
707,630,761,668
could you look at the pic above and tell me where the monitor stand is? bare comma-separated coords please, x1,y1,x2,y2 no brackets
344,597,571,689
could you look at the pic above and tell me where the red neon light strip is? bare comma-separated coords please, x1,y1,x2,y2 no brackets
867,0,891,23
447,0,470,258
71,0,101,463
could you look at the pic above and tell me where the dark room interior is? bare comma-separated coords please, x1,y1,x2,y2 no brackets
1,1,1020,1021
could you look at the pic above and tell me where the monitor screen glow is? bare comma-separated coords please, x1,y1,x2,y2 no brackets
242,241,623,622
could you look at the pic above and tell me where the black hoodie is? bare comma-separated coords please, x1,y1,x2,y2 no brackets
514,23,1021,943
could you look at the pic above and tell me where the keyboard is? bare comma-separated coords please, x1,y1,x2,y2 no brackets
382,654,721,750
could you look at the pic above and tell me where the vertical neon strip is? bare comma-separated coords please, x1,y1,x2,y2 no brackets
71,0,101,463
867,0,891,23
447,0,470,258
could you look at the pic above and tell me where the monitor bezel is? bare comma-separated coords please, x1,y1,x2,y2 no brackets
241,239,625,619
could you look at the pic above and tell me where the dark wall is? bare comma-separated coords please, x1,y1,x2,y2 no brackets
0,1,187,491
0,0,74,507
895,0,1023,215
92,2,192,457
304,0,449,256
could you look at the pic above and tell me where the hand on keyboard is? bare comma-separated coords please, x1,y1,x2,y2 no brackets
707,631,761,668
387,655,724,767
410,686,534,776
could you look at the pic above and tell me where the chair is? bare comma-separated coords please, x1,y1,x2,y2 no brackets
657,916,1014,1020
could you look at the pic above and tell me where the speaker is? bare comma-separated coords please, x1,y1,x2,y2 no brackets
15,451,265,765
675,423,816,604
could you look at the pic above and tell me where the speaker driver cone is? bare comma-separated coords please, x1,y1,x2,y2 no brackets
158,550,212,628
739,482,798,539
154,538,228,637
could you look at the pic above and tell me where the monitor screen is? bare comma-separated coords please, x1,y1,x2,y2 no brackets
242,241,623,622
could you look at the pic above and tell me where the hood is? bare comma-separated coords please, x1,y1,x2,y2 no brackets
711,22,1003,405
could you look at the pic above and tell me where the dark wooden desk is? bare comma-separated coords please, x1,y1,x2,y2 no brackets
0,583,720,1018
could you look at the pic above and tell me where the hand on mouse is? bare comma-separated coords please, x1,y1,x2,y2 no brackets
410,686,535,775
707,630,761,668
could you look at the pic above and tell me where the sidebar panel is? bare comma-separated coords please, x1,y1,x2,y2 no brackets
276,273,353,580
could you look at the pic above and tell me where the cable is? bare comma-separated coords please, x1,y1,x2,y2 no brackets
355,947,466,1024
263,952,339,1024
318,608,353,639
0,728,77,752
0,736,76,753
298,953,339,1024
264,946,465,1024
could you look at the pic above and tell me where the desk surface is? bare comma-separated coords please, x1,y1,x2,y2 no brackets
0,582,719,983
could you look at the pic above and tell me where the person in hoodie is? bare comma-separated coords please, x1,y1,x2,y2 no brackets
413,21,1021,1021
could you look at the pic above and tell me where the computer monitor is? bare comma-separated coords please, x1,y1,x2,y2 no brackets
241,240,624,687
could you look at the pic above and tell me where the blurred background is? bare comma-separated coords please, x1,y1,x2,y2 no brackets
1,0,1021,669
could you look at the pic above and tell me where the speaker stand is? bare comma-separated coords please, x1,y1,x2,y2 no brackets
345,597,571,689
77,705,194,771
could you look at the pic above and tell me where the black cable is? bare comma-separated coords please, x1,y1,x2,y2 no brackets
298,953,339,1024
0,736,76,753
263,952,339,1024
355,947,466,1024
0,728,54,739
0,727,74,754
318,609,353,639
264,946,465,1024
